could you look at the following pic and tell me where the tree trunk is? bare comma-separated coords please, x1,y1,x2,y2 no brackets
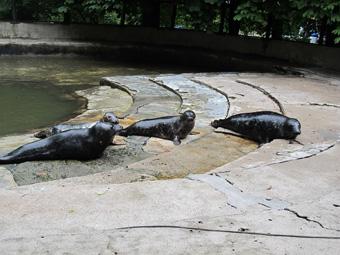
141,0,160,28
11,0,17,23
265,14,273,39
63,12,71,24
325,23,336,46
218,2,227,34
228,0,240,35
170,0,177,28
272,19,283,40
318,17,327,45
120,0,127,26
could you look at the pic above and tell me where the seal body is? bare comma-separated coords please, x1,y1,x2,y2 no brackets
34,112,119,139
0,122,122,164
119,110,196,145
211,111,301,144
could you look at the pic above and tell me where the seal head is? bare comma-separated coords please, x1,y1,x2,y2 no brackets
91,122,123,139
211,119,222,129
283,118,301,139
176,110,196,143
181,110,196,122
101,112,119,125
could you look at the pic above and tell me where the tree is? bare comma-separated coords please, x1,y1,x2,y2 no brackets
0,0,338,45
233,0,267,36
292,0,340,45
228,0,240,35
11,0,17,22
140,0,160,27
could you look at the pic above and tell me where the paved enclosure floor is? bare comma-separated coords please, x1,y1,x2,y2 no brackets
0,71,340,254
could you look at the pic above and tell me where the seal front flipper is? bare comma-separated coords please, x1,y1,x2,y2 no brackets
34,129,53,139
173,136,181,145
289,139,304,145
117,128,128,137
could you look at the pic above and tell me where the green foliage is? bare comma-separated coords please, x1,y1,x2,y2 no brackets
234,0,267,35
0,0,11,20
333,27,340,43
175,0,222,31
53,0,119,23
0,0,338,45
292,0,340,43
59,0,141,25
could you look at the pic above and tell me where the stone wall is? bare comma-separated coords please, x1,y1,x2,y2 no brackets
0,22,339,71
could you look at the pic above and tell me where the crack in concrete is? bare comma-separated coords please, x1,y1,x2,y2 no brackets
284,208,325,228
187,173,288,210
152,75,229,123
149,78,183,112
306,103,340,109
243,143,336,170
236,80,285,115
189,78,231,117
189,174,340,233
115,225,340,239
284,208,340,232
2,225,340,242
134,103,149,114
101,79,137,97
266,143,335,166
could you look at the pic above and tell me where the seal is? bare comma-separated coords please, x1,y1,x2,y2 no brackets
34,112,119,139
0,122,122,164
211,111,301,144
119,110,196,145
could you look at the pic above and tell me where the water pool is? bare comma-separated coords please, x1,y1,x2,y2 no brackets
0,55,198,136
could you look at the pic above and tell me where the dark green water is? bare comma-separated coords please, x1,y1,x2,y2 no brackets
0,81,83,137
0,55,197,137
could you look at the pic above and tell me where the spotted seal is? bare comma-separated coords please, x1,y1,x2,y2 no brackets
0,122,122,164
211,111,301,144
119,110,196,145
34,112,119,139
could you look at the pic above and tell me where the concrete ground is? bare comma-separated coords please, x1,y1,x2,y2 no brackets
0,71,340,254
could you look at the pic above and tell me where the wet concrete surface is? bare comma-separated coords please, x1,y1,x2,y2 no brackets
125,132,257,180
153,75,228,126
101,75,181,119
1,71,340,254
0,74,255,186
8,137,151,186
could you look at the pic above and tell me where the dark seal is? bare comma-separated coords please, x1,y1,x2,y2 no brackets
0,122,122,164
34,112,119,139
119,110,196,145
211,111,301,144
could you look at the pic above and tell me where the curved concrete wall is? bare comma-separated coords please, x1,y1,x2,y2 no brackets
1,22,339,71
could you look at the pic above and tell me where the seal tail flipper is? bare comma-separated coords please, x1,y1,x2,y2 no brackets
118,129,128,137
0,156,15,164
